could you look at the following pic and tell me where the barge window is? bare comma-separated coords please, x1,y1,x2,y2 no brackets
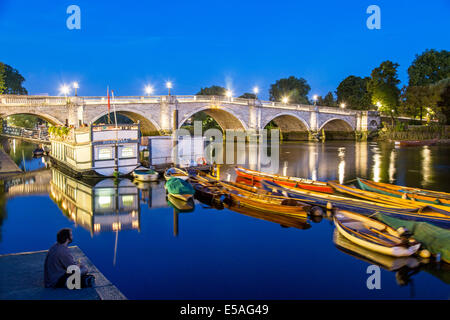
98,147,113,160
121,147,134,158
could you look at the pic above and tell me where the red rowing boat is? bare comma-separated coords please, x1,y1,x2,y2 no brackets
394,138,438,147
234,166,334,194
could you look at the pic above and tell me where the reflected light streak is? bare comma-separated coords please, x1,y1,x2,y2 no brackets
337,147,346,184
388,149,396,183
372,152,381,183
421,146,432,186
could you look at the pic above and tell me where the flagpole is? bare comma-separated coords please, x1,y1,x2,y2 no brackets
107,86,111,124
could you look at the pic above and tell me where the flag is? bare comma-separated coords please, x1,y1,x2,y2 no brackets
107,86,110,113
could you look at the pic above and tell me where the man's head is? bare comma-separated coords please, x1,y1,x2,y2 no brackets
56,228,73,245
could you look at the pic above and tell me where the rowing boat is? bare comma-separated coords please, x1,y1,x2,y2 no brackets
357,178,450,207
167,194,195,212
394,138,438,147
190,178,225,207
164,167,189,181
164,177,195,203
334,210,421,257
330,181,450,213
234,166,334,193
261,180,450,226
217,180,311,218
333,229,420,271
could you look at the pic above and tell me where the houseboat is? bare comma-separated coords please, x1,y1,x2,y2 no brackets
49,123,140,177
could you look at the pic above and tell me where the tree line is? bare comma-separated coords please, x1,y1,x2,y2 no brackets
198,49,449,124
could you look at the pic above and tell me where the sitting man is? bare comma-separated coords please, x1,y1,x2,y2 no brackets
44,228,91,288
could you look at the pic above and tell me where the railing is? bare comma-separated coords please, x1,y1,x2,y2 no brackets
1,125,49,141
0,94,378,116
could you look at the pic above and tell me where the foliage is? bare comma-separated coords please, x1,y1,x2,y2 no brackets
48,125,71,139
317,91,337,107
181,111,222,133
367,60,401,114
0,63,6,94
377,122,448,141
6,114,41,129
269,76,311,104
239,92,257,99
408,49,450,86
196,85,226,96
0,62,27,95
335,75,372,110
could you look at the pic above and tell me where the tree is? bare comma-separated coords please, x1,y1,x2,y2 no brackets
0,63,6,94
400,85,440,120
0,62,27,95
408,49,450,86
367,61,401,115
269,76,311,104
434,79,450,125
196,85,226,96
336,75,372,110
317,91,337,107
239,93,257,99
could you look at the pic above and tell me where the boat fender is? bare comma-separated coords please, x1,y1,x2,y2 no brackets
310,206,323,217
419,249,431,259
326,202,333,210
396,226,408,236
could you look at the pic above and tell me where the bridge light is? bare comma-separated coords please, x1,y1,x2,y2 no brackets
282,97,288,104
376,101,382,109
313,94,318,102
226,90,232,98
253,87,259,98
145,85,154,96
340,103,346,109
60,85,70,97
166,81,172,96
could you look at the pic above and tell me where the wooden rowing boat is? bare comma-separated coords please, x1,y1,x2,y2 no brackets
330,181,450,213
394,138,438,147
167,194,195,211
217,180,311,218
234,166,334,193
333,210,421,257
190,178,225,207
357,178,450,207
261,180,450,226
333,229,421,271
164,167,189,181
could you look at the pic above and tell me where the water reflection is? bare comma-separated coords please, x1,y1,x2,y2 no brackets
49,168,141,235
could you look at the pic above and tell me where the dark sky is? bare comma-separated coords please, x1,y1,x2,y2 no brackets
0,0,449,99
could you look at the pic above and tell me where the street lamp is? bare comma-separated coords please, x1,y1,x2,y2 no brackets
226,90,232,99
145,85,154,96
60,84,70,97
282,97,288,104
376,101,382,109
73,82,79,96
166,81,172,96
340,103,346,109
253,86,259,99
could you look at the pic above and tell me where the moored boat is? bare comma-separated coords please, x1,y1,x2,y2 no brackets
235,166,334,194
164,177,195,203
218,180,311,218
164,167,189,181
356,178,450,207
394,138,438,147
132,167,159,182
333,210,421,257
167,193,195,212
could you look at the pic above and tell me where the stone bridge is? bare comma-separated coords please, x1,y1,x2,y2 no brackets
0,95,380,140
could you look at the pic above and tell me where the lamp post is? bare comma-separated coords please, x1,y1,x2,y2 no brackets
60,85,70,97
282,97,288,104
73,82,79,96
166,81,172,96
313,94,318,106
226,90,232,101
253,86,259,100
340,103,346,109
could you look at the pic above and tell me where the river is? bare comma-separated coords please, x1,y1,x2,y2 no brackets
0,139,449,299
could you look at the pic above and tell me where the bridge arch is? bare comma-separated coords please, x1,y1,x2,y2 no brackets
319,118,354,140
178,105,248,131
0,111,64,126
90,108,161,136
262,113,310,140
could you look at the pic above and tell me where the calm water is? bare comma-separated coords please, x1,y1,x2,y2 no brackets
0,139,449,299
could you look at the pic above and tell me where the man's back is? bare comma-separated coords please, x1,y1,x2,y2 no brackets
44,243,76,288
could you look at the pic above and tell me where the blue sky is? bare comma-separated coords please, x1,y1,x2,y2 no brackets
0,0,449,99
